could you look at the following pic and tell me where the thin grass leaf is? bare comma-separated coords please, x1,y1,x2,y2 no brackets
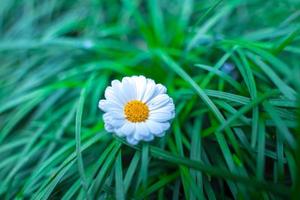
0,95,44,142
124,151,140,193
234,49,259,148
190,119,204,199
147,0,165,45
256,119,266,181
200,48,236,88
194,63,242,92
272,28,300,55
117,137,291,196
264,102,296,149
89,142,121,198
137,143,150,192
247,52,296,100
276,130,284,182
115,150,125,200
186,0,228,51
157,51,241,169
75,83,91,200
217,90,278,132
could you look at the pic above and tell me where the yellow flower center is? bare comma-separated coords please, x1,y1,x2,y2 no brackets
124,100,149,122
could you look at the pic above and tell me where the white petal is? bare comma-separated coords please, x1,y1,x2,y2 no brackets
156,131,166,137
149,111,173,122
103,113,124,129
111,79,122,89
142,79,157,103
146,120,170,135
105,111,125,120
104,87,124,106
147,94,171,110
133,122,150,140
149,103,175,121
115,121,135,137
121,77,137,101
156,84,167,94
98,100,122,112
104,123,114,132
103,113,112,123
110,118,125,128
150,102,175,113
143,134,154,141
134,75,147,101
111,80,128,103
150,83,167,100
126,135,138,145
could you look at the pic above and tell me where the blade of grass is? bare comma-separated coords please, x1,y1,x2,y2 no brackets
264,102,296,149
115,150,125,200
234,49,259,148
140,143,149,189
256,119,266,181
272,28,300,55
89,141,121,198
157,50,240,170
247,52,296,100
147,0,165,45
217,90,278,133
75,81,91,200
186,0,227,51
190,119,204,199
195,63,242,92
124,151,140,193
117,137,291,196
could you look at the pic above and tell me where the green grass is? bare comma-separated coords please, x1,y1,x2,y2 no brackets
0,0,299,199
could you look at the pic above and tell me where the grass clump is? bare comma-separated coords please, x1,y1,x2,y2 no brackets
0,0,300,199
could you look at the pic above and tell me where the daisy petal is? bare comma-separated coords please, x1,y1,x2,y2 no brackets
134,76,147,101
156,84,167,94
147,94,171,110
150,102,175,113
156,131,166,137
98,100,122,112
115,121,135,137
146,120,170,135
142,79,157,103
104,123,114,132
104,87,124,106
122,77,137,101
105,111,125,120
103,113,124,129
110,118,125,128
111,80,128,103
133,122,150,140
149,111,173,122
143,134,154,141
126,135,138,145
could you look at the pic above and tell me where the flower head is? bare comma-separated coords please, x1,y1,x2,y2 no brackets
99,75,175,145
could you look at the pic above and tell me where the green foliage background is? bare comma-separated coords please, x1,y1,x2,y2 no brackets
0,0,299,199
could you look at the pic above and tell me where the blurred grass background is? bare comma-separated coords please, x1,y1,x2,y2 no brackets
0,0,300,199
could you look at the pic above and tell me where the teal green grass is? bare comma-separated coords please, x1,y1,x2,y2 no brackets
0,0,299,199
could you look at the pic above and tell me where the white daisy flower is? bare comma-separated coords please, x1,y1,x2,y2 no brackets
98,75,175,145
